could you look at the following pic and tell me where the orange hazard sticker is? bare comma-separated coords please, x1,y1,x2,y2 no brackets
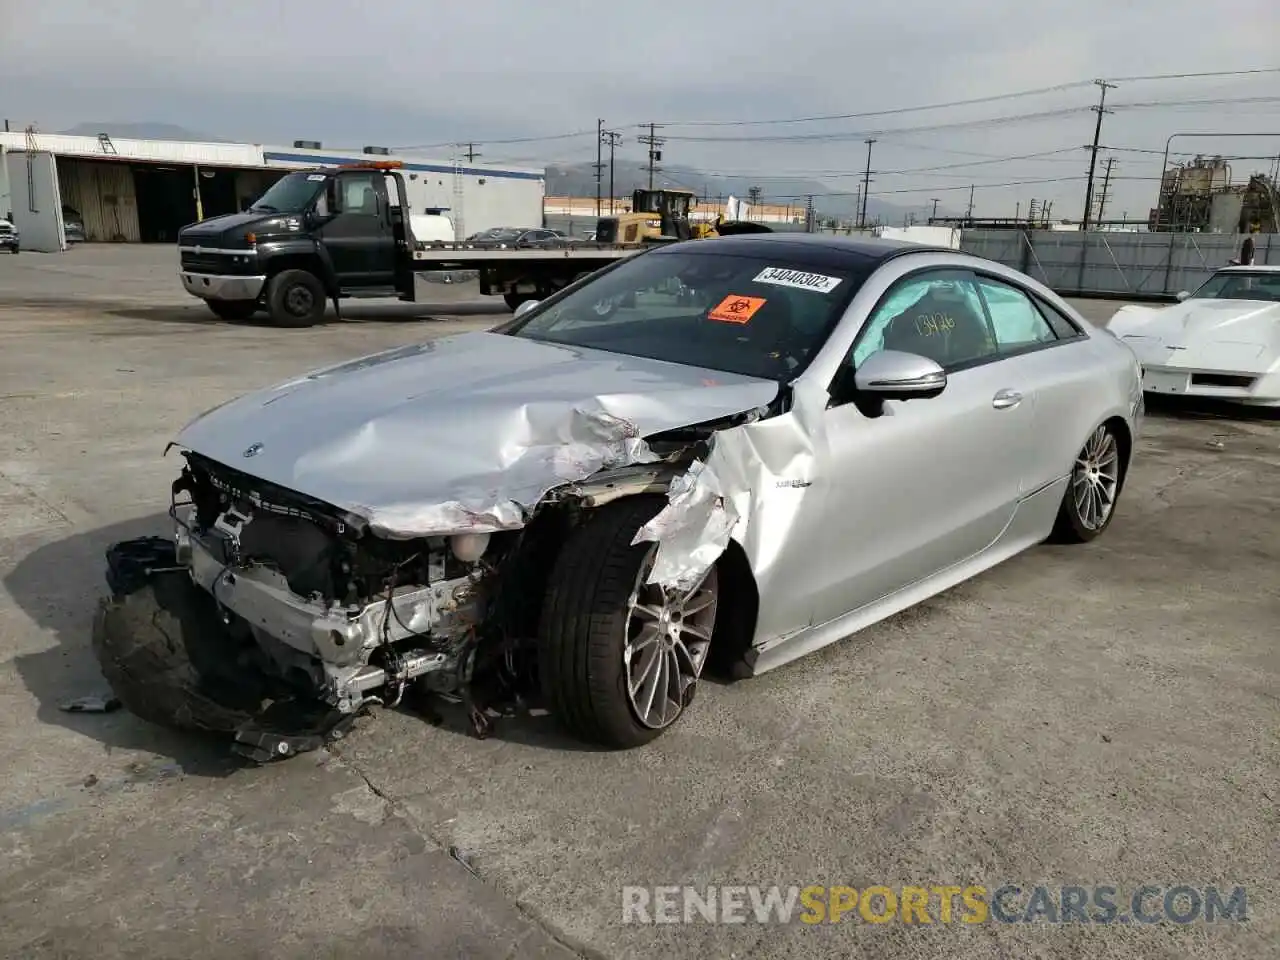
708,295,766,324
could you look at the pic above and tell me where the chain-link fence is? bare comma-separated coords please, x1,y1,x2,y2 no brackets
958,230,1277,299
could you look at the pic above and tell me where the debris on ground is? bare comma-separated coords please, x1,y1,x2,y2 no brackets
59,694,121,714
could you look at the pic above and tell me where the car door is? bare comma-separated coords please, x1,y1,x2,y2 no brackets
315,171,396,288
807,268,1037,627
971,272,1101,494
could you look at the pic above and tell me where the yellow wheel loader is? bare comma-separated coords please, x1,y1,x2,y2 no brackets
593,188,772,246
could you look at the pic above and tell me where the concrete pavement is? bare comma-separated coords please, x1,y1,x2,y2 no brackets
0,246,1274,959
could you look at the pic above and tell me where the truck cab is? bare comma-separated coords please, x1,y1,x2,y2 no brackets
177,161,415,326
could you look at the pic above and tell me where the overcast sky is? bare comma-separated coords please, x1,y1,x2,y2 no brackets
2,0,1278,219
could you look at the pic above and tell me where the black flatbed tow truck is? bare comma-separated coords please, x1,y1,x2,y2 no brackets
176,160,645,327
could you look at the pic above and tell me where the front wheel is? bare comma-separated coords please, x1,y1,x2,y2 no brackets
206,298,259,321
1051,422,1124,543
265,269,327,327
538,497,720,748
504,290,530,311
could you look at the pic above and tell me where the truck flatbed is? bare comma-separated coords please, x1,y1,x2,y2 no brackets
411,244,642,263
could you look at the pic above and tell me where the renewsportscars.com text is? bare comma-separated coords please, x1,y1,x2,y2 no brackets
621,884,1248,925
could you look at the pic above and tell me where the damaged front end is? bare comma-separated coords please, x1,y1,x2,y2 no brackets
92,420,750,761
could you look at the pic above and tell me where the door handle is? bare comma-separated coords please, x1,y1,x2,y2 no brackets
992,389,1023,409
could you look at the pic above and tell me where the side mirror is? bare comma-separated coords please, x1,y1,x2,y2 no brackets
1175,290,1191,302
513,299,541,319
851,349,947,401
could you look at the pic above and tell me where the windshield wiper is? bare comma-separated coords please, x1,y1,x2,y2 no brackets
251,204,279,213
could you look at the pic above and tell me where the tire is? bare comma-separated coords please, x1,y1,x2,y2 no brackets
91,566,263,733
504,290,530,311
538,497,721,748
1050,421,1125,543
265,269,327,327
206,298,259,321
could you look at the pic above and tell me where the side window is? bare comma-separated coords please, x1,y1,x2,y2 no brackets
848,269,997,371
1035,297,1085,339
336,173,380,216
974,276,1057,352
383,173,402,210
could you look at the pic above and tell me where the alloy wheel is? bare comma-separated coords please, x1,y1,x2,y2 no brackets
622,553,719,730
1072,425,1120,531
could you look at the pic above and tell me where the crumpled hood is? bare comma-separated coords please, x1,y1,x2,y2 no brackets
175,331,778,537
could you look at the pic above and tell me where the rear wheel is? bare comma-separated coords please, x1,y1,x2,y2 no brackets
1051,422,1123,543
206,298,259,321
504,290,530,311
266,269,326,327
538,497,721,748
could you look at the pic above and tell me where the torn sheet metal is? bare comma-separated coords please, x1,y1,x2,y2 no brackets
351,406,661,537
173,330,778,538
634,400,823,591
633,460,738,591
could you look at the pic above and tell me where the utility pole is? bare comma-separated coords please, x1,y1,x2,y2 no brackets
639,123,664,190
930,198,940,222
594,119,604,217
463,142,480,162
859,138,876,227
1081,79,1117,230
1095,156,1116,222
966,184,975,222
601,129,622,213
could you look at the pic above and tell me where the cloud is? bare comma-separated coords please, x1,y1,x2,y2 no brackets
2,0,1278,217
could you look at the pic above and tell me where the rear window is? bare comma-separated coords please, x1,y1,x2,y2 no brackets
510,249,869,381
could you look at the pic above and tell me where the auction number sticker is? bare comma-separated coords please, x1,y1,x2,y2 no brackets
708,295,767,324
753,267,843,293
307,174,327,181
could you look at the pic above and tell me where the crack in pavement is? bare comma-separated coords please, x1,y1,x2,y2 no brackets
326,744,606,960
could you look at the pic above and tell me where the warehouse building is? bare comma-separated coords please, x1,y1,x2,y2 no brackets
0,131,545,248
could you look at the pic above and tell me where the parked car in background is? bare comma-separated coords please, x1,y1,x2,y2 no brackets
96,235,1142,760
62,206,85,243
1109,265,1280,406
465,227,581,249
0,216,18,253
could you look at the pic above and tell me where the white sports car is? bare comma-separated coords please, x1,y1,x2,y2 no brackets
1109,265,1280,406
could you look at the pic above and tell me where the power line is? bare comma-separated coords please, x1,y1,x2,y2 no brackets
649,67,1280,129
661,106,1092,143
656,81,1096,128
1107,66,1280,83
761,173,1173,201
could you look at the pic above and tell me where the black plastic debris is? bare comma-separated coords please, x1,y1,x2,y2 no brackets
91,536,354,765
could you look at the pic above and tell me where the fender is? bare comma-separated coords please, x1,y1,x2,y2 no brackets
256,237,340,299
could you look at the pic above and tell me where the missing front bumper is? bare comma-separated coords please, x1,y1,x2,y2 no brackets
92,537,356,763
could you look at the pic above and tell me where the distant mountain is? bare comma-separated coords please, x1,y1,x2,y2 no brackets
58,122,225,143
545,160,936,223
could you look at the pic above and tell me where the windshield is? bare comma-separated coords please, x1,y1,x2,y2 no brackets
508,249,866,380
250,172,326,213
1190,271,1280,303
